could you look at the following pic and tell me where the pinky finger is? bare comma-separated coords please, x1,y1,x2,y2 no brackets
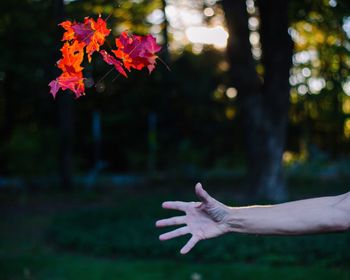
180,236,199,255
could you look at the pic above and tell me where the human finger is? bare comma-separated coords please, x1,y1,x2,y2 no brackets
159,226,190,241
180,236,199,254
162,201,189,211
156,216,186,227
195,182,211,203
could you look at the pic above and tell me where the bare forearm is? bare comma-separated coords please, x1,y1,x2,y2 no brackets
226,192,350,235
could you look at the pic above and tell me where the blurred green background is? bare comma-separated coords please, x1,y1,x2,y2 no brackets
1,0,350,279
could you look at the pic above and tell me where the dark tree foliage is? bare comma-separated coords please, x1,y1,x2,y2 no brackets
0,0,349,194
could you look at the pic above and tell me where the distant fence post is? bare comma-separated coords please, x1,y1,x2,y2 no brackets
148,112,157,174
92,110,102,166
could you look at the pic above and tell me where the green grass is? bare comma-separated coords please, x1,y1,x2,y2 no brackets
2,254,350,280
1,181,350,279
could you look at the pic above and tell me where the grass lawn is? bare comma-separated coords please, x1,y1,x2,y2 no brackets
2,254,350,280
1,179,350,279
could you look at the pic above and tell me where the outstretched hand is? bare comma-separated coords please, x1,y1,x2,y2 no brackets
156,183,232,254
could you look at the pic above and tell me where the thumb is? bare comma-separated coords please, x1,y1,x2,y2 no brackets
195,182,211,203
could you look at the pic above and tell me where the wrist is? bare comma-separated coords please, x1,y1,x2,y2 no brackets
223,207,247,234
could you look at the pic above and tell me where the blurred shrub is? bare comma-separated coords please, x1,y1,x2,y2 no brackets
2,125,58,176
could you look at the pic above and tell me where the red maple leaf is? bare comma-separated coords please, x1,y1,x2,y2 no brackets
113,31,161,73
49,73,85,99
49,16,161,99
99,50,127,78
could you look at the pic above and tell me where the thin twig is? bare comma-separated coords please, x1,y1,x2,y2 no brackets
95,67,114,86
157,56,171,71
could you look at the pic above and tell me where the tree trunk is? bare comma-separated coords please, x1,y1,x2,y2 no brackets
160,0,170,63
255,0,292,201
222,0,292,202
53,0,74,191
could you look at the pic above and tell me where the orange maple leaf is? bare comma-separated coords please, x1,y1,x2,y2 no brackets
49,41,85,98
59,16,110,62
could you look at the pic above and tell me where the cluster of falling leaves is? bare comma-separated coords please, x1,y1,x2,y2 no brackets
49,16,161,99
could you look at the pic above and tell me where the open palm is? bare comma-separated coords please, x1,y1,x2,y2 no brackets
156,183,231,254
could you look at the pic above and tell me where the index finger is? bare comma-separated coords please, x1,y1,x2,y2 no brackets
162,201,189,211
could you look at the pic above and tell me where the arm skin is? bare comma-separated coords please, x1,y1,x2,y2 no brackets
228,192,350,235
156,183,350,254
